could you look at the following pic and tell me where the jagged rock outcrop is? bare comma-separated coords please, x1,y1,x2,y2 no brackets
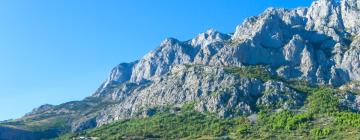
306,0,346,41
129,30,231,83
95,65,305,126
93,62,137,99
341,36,360,81
257,81,306,110
341,0,360,35
339,92,360,112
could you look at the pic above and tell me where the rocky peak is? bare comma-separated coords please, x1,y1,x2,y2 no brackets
232,8,285,41
190,29,231,47
160,37,180,47
103,0,360,92
306,0,345,40
105,63,136,85
130,37,195,83
93,62,137,97
232,7,307,46
129,31,230,83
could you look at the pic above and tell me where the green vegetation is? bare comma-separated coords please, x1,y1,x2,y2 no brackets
286,79,316,93
0,115,70,140
180,101,197,111
0,97,120,140
307,88,339,114
258,110,312,131
1,114,69,132
55,86,360,140
334,112,360,128
310,128,331,138
252,87,360,139
226,65,319,94
225,65,273,82
56,109,252,140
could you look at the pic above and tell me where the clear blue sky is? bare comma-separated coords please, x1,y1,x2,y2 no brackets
0,0,313,121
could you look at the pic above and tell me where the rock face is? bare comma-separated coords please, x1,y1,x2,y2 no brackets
94,0,360,90
93,62,137,99
341,0,360,35
339,92,360,112
3,0,360,138
341,36,360,81
96,65,306,126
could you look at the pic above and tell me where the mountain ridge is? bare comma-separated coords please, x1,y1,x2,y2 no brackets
2,0,360,139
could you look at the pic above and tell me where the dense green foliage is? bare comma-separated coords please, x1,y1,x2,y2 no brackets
307,88,339,114
57,110,252,140
334,112,360,128
58,102,253,139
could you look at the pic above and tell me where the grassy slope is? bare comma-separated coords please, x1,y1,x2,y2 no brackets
0,97,119,139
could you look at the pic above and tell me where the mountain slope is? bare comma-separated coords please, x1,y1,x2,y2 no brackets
2,0,360,139
57,88,360,140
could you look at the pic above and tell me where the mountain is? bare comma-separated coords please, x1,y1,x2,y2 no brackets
2,0,360,139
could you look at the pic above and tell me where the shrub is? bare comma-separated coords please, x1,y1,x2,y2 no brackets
310,128,331,138
259,111,312,131
334,112,360,128
225,65,272,82
307,88,339,114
